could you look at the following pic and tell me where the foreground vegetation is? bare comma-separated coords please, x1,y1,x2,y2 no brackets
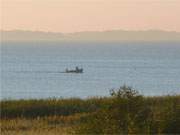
1,86,180,134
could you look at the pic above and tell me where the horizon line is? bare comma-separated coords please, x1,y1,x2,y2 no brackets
1,29,180,34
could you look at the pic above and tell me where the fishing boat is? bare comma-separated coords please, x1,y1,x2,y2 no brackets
65,67,83,73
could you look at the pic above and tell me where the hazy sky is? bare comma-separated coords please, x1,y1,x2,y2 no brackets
1,0,180,33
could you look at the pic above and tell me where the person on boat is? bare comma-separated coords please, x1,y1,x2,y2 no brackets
76,66,79,72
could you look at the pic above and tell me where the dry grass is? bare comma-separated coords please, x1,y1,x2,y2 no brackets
0,113,88,135
1,127,71,135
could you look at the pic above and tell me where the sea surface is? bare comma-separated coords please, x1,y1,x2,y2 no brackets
1,41,180,99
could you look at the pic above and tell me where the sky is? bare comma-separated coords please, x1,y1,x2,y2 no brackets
1,0,180,33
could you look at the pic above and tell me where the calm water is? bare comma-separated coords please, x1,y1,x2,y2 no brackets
1,41,180,99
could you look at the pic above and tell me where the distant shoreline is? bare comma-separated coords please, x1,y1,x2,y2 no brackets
1,30,180,42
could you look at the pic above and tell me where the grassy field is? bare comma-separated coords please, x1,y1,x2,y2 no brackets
1,86,180,134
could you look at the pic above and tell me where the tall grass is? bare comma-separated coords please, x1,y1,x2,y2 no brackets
0,97,111,118
1,86,180,134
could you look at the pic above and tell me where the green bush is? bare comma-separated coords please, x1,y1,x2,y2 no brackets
75,85,180,134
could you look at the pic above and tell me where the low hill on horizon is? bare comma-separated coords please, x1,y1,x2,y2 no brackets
1,30,180,42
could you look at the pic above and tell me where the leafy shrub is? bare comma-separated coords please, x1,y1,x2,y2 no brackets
75,85,180,134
